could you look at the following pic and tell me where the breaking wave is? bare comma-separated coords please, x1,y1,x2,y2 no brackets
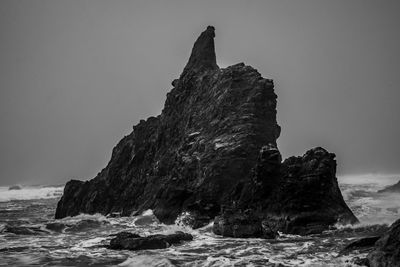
339,174,400,225
0,185,64,202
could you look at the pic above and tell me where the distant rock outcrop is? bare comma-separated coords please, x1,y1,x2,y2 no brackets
8,185,22,190
55,26,357,236
378,180,400,193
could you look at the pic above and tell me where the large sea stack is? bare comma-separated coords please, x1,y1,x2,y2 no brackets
56,26,357,235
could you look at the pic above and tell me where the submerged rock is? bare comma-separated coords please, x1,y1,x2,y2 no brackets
1,225,48,235
109,231,193,250
55,26,356,237
367,218,400,267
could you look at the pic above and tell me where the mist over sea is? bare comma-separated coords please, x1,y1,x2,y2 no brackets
0,174,399,267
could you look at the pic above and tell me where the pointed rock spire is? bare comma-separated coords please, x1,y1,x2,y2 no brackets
183,26,218,74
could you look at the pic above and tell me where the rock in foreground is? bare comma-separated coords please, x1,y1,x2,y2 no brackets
367,218,400,267
109,231,193,250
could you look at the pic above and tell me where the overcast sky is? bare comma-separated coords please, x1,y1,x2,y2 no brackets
0,0,399,186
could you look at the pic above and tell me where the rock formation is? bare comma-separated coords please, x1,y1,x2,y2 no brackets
213,146,358,237
367,218,400,267
378,180,400,193
55,26,357,236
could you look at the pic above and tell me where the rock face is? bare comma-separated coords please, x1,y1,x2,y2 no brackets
56,26,280,223
367,218,400,267
213,146,358,236
55,26,356,235
378,180,400,193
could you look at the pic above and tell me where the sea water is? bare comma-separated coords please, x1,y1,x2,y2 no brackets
1,175,399,267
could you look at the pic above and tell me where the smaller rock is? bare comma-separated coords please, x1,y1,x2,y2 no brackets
340,236,381,255
109,231,193,251
109,231,141,239
378,180,400,193
213,209,277,238
8,185,22,190
350,257,370,266
367,218,400,267
2,225,48,235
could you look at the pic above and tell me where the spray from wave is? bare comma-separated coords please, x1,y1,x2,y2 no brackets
0,185,64,202
339,173,400,225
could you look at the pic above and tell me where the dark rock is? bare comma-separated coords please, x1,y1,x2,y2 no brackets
109,231,193,251
213,209,276,238
367,218,400,267
55,26,356,237
8,185,22,190
214,146,358,237
0,246,30,253
350,257,370,266
182,25,218,75
213,210,262,238
1,225,48,235
341,236,381,255
55,26,280,223
109,231,141,239
378,180,400,193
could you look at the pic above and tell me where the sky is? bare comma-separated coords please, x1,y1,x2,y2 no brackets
0,0,399,186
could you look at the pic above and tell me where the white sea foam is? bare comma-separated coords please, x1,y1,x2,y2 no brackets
338,175,400,225
338,173,399,186
56,213,109,224
0,185,64,202
119,255,174,267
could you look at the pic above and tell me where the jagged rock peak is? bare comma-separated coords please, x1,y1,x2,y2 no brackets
183,26,218,74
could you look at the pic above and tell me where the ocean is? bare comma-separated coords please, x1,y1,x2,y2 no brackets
1,174,399,267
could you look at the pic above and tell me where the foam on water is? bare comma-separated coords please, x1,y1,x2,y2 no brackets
339,174,400,225
119,256,174,267
1,175,400,266
0,185,64,202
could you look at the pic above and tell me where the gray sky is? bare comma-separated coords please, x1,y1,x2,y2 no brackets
1,0,399,186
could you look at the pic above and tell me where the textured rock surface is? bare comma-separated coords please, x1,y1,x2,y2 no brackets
367,218,400,267
213,147,358,236
55,26,356,236
341,236,381,255
378,180,400,193
109,231,193,250
56,26,280,223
